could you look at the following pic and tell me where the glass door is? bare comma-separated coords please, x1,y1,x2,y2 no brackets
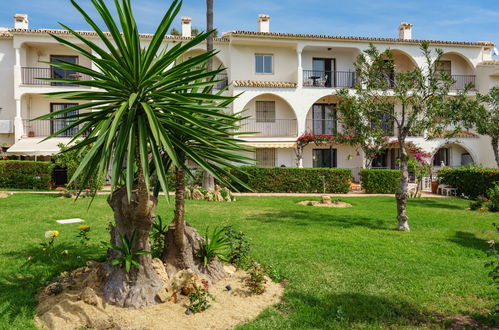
312,58,335,87
50,103,79,137
50,55,78,86
312,104,337,134
313,148,337,168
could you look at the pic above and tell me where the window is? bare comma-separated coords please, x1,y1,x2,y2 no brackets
255,54,273,74
312,148,337,168
312,58,335,87
435,60,451,76
256,101,275,122
312,104,337,134
371,106,394,136
50,55,79,86
433,148,449,166
50,103,79,137
256,148,276,167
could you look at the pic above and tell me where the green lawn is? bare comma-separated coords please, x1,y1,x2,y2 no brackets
0,194,497,329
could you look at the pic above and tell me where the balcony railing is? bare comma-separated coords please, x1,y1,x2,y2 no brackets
450,75,475,91
214,73,228,90
21,67,92,86
304,119,338,135
23,119,86,137
238,119,297,137
303,70,356,88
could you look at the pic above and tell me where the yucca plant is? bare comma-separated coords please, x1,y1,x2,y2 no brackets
35,0,250,308
103,230,151,273
196,227,229,266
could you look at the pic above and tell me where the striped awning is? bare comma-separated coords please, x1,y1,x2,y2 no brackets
245,142,296,148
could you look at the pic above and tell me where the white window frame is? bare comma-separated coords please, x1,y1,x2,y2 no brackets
255,54,274,74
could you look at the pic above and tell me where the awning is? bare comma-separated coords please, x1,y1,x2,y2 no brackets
6,137,71,156
246,142,296,148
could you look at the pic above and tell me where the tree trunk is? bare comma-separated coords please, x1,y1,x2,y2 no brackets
206,0,214,72
492,136,499,168
162,165,227,282
202,170,215,190
101,185,163,308
396,143,410,231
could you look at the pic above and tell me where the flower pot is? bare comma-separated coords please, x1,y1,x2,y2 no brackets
28,131,35,137
431,181,438,194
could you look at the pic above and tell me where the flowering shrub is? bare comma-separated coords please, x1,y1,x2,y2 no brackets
76,225,91,246
438,166,499,198
41,230,60,254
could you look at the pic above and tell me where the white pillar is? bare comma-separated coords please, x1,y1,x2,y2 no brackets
14,47,21,87
297,49,303,88
299,158,303,168
14,98,24,141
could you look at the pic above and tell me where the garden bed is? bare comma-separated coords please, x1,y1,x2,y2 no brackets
35,260,284,330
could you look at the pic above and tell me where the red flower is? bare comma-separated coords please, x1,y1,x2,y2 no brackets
490,173,493,177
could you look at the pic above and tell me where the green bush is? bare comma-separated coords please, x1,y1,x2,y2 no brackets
438,166,499,199
227,166,351,193
360,169,400,194
0,160,54,190
487,184,499,212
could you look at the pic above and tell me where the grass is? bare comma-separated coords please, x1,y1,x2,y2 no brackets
0,194,497,329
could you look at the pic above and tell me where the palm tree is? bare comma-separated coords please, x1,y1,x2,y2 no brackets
202,0,216,190
36,0,249,308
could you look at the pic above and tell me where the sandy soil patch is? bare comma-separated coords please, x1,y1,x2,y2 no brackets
297,200,352,208
35,261,284,330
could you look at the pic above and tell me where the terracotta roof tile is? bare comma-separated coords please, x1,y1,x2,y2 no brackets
8,28,230,42
227,31,495,47
478,60,499,66
233,80,297,88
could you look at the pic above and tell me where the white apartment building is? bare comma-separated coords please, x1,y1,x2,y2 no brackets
0,14,498,182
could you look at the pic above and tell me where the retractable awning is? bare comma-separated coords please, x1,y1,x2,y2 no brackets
6,137,71,157
245,142,296,148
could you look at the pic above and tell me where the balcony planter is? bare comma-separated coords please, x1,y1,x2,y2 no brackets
28,131,35,137
431,181,439,194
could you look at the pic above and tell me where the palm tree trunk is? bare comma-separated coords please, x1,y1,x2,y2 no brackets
162,165,227,282
101,166,162,308
396,141,410,231
202,0,216,189
492,136,499,167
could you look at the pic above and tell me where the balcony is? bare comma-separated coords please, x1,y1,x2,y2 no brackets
21,67,92,86
303,70,356,88
238,119,297,137
305,119,338,135
450,75,476,91
23,119,87,137
213,73,229,90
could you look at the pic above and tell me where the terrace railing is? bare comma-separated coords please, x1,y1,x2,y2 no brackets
238,119,298,137
21,67,92,86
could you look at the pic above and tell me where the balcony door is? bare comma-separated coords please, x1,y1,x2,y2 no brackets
313,103,337,134
50,103,79,137
313,148,337,168
50,55,78,86
313,58,335,87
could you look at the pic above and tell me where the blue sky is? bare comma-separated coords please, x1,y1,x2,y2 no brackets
1,0,498,46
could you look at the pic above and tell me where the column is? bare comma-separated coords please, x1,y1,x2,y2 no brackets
14,98,24,141
297,48,303,88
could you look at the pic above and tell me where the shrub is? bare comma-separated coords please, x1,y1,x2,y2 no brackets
0,160,54,190
227,166,351,193
438,166,499,199
53,142,104,191
487,184,499,212
360,169,400,194
469,196,488,211
223,226,251,267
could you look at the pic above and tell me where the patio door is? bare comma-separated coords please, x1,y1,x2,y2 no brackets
50,55,78,86
50,103,79,137
313,104,337,134
313,148,337,168
312,58,335,87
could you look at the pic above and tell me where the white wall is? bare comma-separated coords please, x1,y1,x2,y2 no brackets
0,38,16,146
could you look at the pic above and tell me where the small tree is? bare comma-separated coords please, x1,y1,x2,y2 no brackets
336,43,477,231
459,86,498,166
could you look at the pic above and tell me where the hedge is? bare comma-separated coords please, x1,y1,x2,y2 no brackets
360,169,400,194
0,160,55,190
438,166,499,198
227,166,351,193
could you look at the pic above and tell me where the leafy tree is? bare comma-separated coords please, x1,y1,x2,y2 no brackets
460,86,498,166
53,141,104,191
336,43,477,231
170,27,180,36
36,0,248,308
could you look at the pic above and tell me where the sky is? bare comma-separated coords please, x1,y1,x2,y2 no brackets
1,0,498,48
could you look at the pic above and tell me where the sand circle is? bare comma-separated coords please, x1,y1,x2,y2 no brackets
35,260,284,330
298,196,352,208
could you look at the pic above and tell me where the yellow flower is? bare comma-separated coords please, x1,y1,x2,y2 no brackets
53,230,59,237
42,248,46,251
79,225,90,230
